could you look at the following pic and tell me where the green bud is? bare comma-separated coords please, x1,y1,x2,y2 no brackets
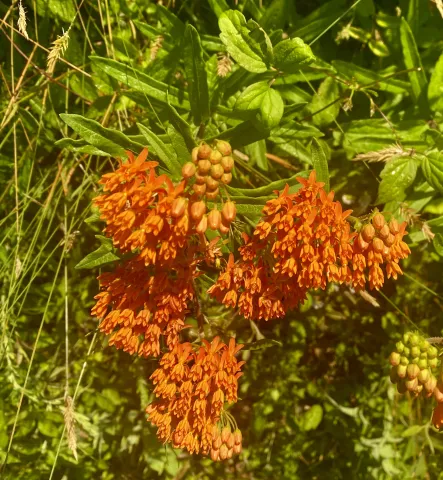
410,334,420,346
411,346,420,358
418,358,428,369
428,357,438,370
389,366,399,384
397,364,407,378
407,363,420,379
400,356,409,366
403,332,411,344
420,340,429,352
403,347,410,357
425,375,437,393
411,357,419,364
428,345,438,359
389,352,401,366
418,369,430,384
420,352,428,359
415,384,423,395
396,341,405,353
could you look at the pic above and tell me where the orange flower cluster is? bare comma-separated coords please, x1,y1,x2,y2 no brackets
209,171,410,320
146,337,244,456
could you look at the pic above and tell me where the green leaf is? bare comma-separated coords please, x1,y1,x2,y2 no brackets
55,138,111,156
428,53,443,112
402,425,424,437
377,157,418,204
273,37,315,72
235,81,284,128
165,99,197,151
183,25,210,124
219,10,268,73
59,114,144,156
433,233,443,256
90,56,189,109
300,405,323,431
400,18,428,107
167,125,190,162
311,138,330,192
242,339,282,351
422,151,443,194
137,123,183,181
245,140,268,171
208,0,229,17
208,119,270,149
308,76,340,128
75,236,120,270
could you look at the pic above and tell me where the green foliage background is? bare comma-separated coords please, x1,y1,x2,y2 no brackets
1,0,443,478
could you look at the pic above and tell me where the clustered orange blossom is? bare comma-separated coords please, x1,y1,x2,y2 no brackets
208,171,410,320
146,337,244,457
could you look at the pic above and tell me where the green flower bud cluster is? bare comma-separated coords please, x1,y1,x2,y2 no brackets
389,331,440,397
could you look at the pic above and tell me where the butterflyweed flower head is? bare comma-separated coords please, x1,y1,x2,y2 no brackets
146,337,244,457
208,171,411,320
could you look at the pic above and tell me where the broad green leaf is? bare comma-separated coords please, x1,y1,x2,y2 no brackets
422,151,443,194
300,405,323,431
167,125,190,162
245,140,268,171
400,18,428,107
165,99,197,151
247,19,274,65
60,114,144,156
428,53,443,112
183,25,210,124
137,123,182,181
235,81,284,128
75,236,120,270
157,4,185,37
377,157,418,204
308,76,340,128
434,233,443,256
90,56,189,109
332,60,411,94
219,10,268,73
208,0,229,17
270,122,324,142
273,37,315,72
311,138,329,191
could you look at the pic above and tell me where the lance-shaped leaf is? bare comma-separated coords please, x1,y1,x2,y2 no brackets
219,10,268,73
183,25,210,124
75,236,120,270
60,114,144,156
90,56,189,109
311,138,330,192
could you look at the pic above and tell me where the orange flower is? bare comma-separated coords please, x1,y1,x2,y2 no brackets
146,337,244,456
209,171,411,320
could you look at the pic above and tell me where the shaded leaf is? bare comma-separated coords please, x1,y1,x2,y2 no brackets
273,37,315,72
377,157,418,204
300,405,323,431
422,151,443,194
311,138,330,192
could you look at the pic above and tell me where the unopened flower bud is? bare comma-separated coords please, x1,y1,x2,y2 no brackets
407,363,420,379
425,375,437,393
379,224,390,239
428,345,438,359
405,377,418,391
435,386,443,403
227,448,233,459
403,332,411,344
419,369,430,384
409,334,419,346
210,150,223,165
219,221,230,235
221,172,233,184
411,346,420,358
195,173,206,184
182,162,196,179
420,340,429,352
216,140,232,157
403,347,410,357
429,357,438,370
219,444,228,461
206,188,219,200
193,183,206,196
210,448,220,461
358,234,369,251
233,429,242,445
389,352,401,366
418,358,428,370
384,233,395,247
361,224,375,242
233,443,242,455
171,197,187,218
222,201,237,224
221,155,234,172
227,432,235,449
212,435,222,450
208,209,221,230
397,364,407,378
372,212,386,230
389,218,399,234
211,164,224,179
396,341,405,353
190,201,206,221
198,159,211,175
206,176,219,191
196,215,208,234
400,356,409,366
221,427,230,444
198,143,212,159
372,237,384,253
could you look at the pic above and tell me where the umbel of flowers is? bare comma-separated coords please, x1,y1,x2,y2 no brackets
208,171,411,321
